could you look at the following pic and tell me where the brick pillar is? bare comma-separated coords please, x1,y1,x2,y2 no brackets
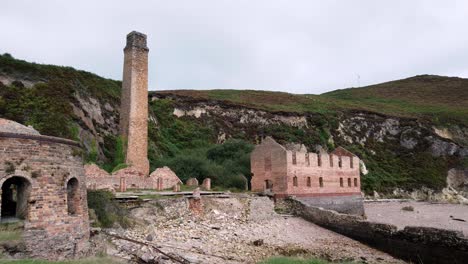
120,31,150,175
156,178,163,191
202,178,211,191
119,177,126,192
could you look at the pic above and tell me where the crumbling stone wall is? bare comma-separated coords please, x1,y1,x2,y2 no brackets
251,137,363,214
120,31,150,175
447,168,468,191
85,164,181,191
0,132,89,260
149,167,182,190
287,198,468,264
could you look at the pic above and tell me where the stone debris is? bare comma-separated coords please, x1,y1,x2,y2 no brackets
104,196,404,264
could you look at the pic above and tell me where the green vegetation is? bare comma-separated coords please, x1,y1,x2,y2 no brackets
100,136,127,173
259,256,358,264
0,53,121,102
148,98,254,189
1,53,466,193
0,81,74,138
153,139,254,190
0,257,122,264
0,222,23,242
87,190,130,228
156,75,468,126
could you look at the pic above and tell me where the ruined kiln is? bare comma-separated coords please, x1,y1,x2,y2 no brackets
251,137,364,215
0,118,89,259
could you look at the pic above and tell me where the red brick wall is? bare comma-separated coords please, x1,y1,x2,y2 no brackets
0,134,89,260
251,137,361,197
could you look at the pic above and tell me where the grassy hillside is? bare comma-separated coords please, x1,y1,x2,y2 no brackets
157,75,468,126
1,53,466,192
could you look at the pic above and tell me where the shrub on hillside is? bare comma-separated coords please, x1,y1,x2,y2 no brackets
87,190,131,228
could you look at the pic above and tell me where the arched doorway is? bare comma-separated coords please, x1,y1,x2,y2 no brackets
1,176,31,220
66,178,80,215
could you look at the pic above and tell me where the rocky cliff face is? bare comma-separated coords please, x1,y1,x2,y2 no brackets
150,92,467,192
1,53,467,193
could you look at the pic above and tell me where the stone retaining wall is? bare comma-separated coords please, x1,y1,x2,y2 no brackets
287,198,468,264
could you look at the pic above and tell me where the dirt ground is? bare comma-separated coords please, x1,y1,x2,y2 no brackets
364,201,468,237
106,196,405,264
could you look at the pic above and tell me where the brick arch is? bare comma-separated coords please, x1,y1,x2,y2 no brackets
0,171,38,189
65,177,81,216
0,173,35,220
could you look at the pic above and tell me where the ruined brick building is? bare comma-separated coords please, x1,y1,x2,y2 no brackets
251,137,364,215
0,118,89,259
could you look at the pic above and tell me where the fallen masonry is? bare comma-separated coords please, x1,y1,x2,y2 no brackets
100,195,403,264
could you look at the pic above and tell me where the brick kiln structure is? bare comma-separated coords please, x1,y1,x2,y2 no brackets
0,119,89,259
85,164,181,191
251,137,364,215
120,31,150,175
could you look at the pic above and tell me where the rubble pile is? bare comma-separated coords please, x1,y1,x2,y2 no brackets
104,196,403,264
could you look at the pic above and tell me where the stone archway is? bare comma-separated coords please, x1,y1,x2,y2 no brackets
1,176,32,220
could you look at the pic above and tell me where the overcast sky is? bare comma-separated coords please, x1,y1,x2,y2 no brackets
1,1,468,94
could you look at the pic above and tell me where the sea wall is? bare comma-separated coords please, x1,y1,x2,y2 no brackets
287,198,468,264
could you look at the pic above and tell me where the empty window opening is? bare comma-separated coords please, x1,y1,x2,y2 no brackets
319,177,324,188
350,157,354,169
354,178,358,187
318,154,322,167
329,154,333,167
265,180,273,190
338,157,342,168
305,153,310,166
293,176,298,187
307,177,311,187
67,178,80,215
340,178,344,187
264,156,272,171
347,178,352,187
292,152,297,165
1,176,31,220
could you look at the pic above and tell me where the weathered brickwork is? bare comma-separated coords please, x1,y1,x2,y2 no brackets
251,137,364,214
85,164,181,191
120,31,150,175
150,167,182,190
186,178,199,186
0,120,89,260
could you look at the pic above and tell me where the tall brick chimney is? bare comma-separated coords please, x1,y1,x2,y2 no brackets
120,31,150,175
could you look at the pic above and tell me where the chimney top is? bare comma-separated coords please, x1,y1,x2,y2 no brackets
125,31,148,51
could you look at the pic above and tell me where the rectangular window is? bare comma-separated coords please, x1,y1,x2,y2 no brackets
293,176,298,187
354,178,358,187
347,178,352,187
319,177,323,188
305,153,310,166
329,154,333,167
318,154,322,167
292,152,297,165
264,156,272,171
307,177,311,187
340,178,343,187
